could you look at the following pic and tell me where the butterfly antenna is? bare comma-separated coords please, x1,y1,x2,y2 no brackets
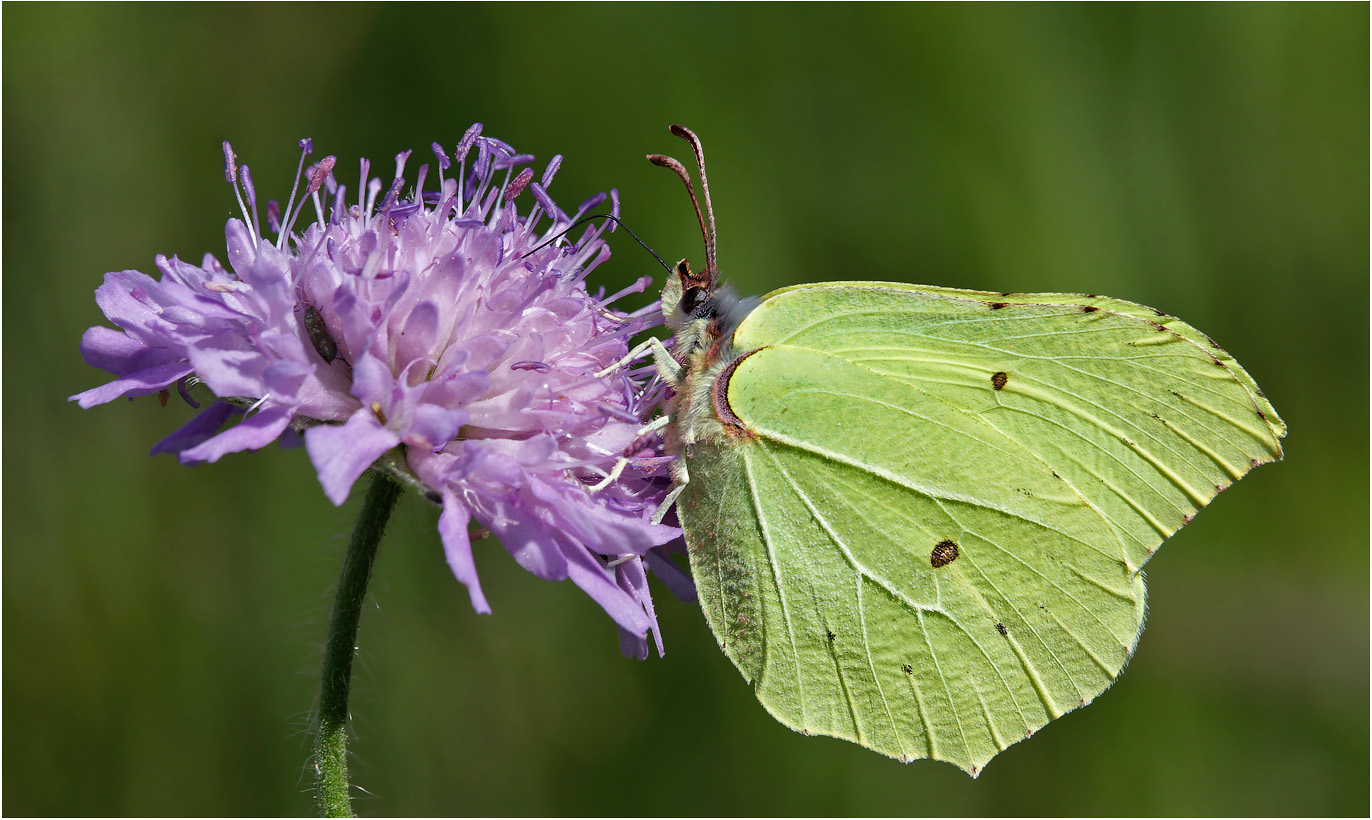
670,124,718,283
648,124,719,288
519,213,673,273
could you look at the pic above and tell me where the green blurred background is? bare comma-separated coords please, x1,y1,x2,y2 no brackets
5,3,1367,815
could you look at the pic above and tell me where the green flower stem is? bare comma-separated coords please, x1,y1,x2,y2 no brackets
314,472,404,817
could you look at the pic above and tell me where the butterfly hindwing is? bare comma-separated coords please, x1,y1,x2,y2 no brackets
678,283,1283,775
681,343,1145,775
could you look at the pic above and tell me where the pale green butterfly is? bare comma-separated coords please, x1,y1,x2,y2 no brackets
611,125,1285,777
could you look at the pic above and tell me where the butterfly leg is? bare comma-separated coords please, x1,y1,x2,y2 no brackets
648,458,689,525
593,338,657,377
584,415,673,493
585,457,630,493
595,336,683,384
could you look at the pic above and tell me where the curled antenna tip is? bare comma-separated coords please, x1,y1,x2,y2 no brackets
656,124,717,282
647,154,685,172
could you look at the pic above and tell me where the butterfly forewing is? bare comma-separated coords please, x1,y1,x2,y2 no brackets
732,284,1285,566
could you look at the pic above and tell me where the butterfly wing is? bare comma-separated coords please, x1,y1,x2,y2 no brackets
762,280,1284,438
677,283,1284,776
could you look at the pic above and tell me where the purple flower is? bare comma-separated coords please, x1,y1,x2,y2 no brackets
70,127,693,657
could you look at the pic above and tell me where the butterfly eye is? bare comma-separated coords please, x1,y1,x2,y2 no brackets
681,286,708,316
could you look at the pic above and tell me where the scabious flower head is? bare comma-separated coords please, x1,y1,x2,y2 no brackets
71,126,692,657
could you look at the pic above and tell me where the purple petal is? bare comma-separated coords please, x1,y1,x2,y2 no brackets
151,401,238,456
262,354,312,396
616,557,663,658
328,287,372,359
76,325,181,375
405,403,466,450
277,425,304,450
304,410,400,505
530,477,679,557
422,369,490,409
619,628,649,660
180,403,293,463
502,524,568,580
223,219,257,276
184,335,269,400
564,545,651,638
93,272,166,335
70,360,194,408
394,300,439,371
478,494,568,581
644,547,697,603
438,492,491,614
349,351,395,406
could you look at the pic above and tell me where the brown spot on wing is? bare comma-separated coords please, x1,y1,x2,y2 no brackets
931,539,959,568
991,371,1009,391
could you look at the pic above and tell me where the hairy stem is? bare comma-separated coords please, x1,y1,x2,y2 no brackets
314,472,403,817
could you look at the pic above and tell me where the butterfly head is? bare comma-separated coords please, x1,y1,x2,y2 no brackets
652,123,754,362
661,257,715,328
649,124,722,322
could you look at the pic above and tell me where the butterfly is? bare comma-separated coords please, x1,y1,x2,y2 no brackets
615,125,1285,776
